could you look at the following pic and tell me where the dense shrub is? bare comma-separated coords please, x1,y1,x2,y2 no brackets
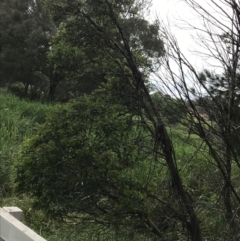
14,94,164,237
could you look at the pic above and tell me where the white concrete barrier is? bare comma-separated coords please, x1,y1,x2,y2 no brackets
0,206,47,241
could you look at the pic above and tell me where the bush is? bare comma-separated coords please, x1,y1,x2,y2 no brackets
16,94,209,239
15,95,155,224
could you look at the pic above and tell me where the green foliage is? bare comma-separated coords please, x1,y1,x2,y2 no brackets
48,24,107,95
14,91,228,239
15,94,156,225
168,125,233,239
151,92,185,124
45,0,164,97
0,0,56,99
0,88,51,195
45,226,153,241
0,89,231,239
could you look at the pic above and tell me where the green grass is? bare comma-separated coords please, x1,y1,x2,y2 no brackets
0,90,153,241
0,88,52,195
0,89,232,240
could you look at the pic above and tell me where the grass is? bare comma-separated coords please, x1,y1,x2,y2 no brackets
0,88,52,195
0,89,231,240
0,89,154,241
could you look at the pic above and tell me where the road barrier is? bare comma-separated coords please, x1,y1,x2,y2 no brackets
0,207,47,241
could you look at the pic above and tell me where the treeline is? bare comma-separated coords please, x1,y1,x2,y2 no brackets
0,0,163,101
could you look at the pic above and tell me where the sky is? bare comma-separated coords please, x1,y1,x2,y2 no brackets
148,0,214,95
150,0,232,70
148,0,237,96
151,0,184,20
150,0,202,67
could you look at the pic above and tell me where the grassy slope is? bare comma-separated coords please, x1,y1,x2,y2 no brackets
0,90,152,241
0,89,227,240
0,89,55,238
0,88,52,195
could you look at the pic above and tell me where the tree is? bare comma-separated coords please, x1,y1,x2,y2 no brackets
200,70,240,153
154,0,240,237
151,92,186,125
46,0,164,97
15,93,179,240
0,0,58,99
15,0,203,240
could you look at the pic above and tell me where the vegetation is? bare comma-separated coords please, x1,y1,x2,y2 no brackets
0,0,57,99
0,88,51,196
2,0,240,240
1,89,208,241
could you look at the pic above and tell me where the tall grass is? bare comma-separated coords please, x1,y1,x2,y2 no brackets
1,195,153,241
0,88,52,195
0,90,154,241
0,90,226,240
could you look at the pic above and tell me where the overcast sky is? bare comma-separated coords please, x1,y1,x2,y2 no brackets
148,0,210,94
150,0,232,71
150,0,202,67
148,0,235,95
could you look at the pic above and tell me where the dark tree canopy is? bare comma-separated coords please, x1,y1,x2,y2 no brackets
0,0,57,99
46,0,164,97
